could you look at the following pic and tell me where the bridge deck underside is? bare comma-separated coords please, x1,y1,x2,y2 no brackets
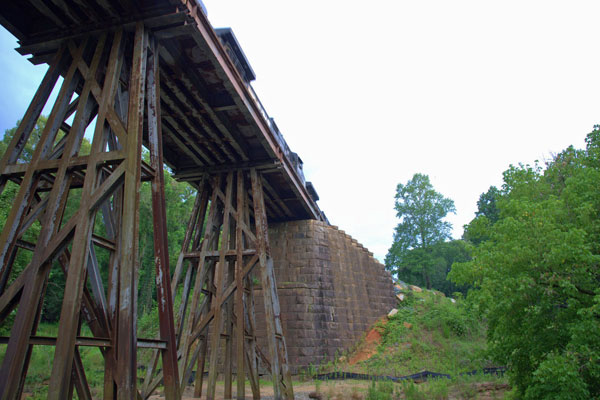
0,0,320,223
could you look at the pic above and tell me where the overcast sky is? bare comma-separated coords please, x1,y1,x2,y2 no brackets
1,1,599,261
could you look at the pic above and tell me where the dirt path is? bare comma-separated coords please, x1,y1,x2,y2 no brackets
149,381,320,400
149,380,509,399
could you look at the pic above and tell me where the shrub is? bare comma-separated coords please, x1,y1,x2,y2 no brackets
524,353,590,400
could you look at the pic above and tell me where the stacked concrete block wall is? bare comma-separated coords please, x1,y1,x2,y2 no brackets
253,219,396,373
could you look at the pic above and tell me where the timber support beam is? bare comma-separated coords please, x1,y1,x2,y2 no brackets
142,168,294,400
0,25,180,399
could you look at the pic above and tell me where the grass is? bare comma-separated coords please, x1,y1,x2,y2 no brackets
0,323,105,399
310,289,509,399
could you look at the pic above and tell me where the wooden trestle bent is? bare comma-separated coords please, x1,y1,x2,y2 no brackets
0,21,294,400
142,169,294,400
0,26,182,399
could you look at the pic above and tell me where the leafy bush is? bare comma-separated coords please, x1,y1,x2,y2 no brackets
524,353,590,400
451,128,600,397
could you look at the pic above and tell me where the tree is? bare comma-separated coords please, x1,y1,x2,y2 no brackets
385,173,456,289
463,186,501,245
449,129,600,398
392,240,470,296
475,186,500,223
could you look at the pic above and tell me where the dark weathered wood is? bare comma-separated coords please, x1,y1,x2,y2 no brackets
173,159,281,181
116,22,147,400
0,39,81,307
152,168,293,400
0,46,67,195
146,34,180,400
159,86,222,164
245,273,260,400
206,172,234,400
236,169,246,399
176,175,221,390
47,31,113,399
0,36,89,400
1,3,309,398
72,349,94,400
193,337,208,397
251,168,294,400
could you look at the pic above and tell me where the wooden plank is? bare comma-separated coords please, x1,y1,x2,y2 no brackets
0,37,88,400
176,174,221,388
115,23,147,400
160,119,207,166
193,338,208,397
189,254,258,343
160,66,242,163
206,172,234,400
170,180,205,292
262,176,294,218
244,275,260,400
173,159,280,181
251,168,294,399
16,197,48,239
0,46,66,188
29,0,67,28
235,170,246,399
0,41,78,300
184,249,256,259
72,349,93,400
159,82,222,164
158,46,242,162
86,244,110,329
146,34,180,400
47,31,112,400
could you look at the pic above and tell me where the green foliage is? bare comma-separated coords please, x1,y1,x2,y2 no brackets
386,173,456,290
524,353,590,400
463,186,501,245
393,240,470,296
475,186,500,223
0,116,46,162
361,291,486,378
450,127,600,397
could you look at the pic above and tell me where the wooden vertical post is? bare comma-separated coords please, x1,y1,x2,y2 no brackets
251,168,294,400
206,172,234,400
146,34,181,400
235,170,246,399
116,22,147,400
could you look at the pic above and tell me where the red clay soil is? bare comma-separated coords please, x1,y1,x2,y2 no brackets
348,318,387,365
